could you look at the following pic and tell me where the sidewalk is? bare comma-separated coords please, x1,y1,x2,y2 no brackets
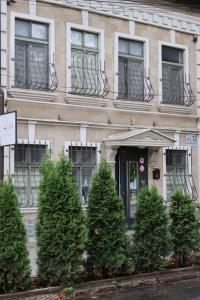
1,266,200,300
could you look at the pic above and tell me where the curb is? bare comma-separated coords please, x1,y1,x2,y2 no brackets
1,266,200,299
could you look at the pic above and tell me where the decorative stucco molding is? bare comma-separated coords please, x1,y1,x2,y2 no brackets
65,95,109,108
157,104,194,115
8,89,58,102
114,100,152,111
42,0,200,35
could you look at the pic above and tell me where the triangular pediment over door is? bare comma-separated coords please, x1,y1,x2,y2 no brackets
103,129,176,148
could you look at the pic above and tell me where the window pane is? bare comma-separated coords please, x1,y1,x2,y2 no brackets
71,30,82,46
166,150,188,201
28,43,49,89
14,144,46,208
15,144,27,163
119,39,129,54
84,32,98,48
83,52,99,93
71,49,83,91
69,146,96,205
82,167,93,205
15,40,27,88
127,59,144,100
118,58,126,99
129,41,143,57
32,23,48,40
31,145,46,163
15,19,29,37
162,46,183,64
118,57,144,101
162,63,184,104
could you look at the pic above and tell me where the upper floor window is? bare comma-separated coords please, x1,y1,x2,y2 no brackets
15,19,50,90
71,29,98,95
118,38,145,101
162,46,184,105
70,29,109,97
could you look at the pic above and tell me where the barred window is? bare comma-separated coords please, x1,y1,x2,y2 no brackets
71,29,99,95
15,19,49,90
162,46,184,105
14,144,46,208
118,38,144,101
69,146,97,205
166,149,188,201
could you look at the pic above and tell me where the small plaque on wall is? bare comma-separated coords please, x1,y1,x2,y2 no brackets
153,169,160,180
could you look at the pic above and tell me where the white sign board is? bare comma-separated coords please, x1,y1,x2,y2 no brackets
186,134,199,146
0,111,17,146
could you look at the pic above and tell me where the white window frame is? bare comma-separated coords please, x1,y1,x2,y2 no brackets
64,141,100,208
163,145,192,202
10,12,55,89
13,139,51,213
114,32,149,100
158,41,189,105
66,22,104,96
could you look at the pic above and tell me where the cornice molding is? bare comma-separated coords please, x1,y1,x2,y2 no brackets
41,0,200,34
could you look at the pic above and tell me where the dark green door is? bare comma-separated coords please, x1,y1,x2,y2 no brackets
116,147,148,228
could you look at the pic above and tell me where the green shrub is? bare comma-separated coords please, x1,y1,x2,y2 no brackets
86,159,129,278
37,154,87,286
0,179,31,293
134,185,171,272
170,189,199,267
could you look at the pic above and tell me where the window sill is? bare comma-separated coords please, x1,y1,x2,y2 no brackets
65,94,109,108
157,104,193,115
20,207,37,214
114,99,152,111
8,88,58,102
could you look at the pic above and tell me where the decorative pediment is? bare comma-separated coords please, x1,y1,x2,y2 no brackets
103,129,176,148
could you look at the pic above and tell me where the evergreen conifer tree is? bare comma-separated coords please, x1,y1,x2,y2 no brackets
170,189,199,267
37,154,87,286
0,179,31,293
86,159,128,278
134,185,171,272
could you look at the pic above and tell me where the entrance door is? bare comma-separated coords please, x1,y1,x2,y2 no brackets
116,147,148,228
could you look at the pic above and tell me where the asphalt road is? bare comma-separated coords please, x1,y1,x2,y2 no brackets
100,278,200,300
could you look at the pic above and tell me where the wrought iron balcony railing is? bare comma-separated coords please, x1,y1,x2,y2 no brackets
162,76,195,106
14,60,58,91
117,57,154,102
117,75,154,102
70,50,110,97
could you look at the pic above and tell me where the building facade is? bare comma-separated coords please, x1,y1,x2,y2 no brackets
1,0,200,271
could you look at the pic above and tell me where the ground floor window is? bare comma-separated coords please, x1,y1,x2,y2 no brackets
14,143,46,208
165,148,197,201
69,145,97,205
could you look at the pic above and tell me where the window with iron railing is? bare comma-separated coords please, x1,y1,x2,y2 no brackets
118,38,154,102
166,149,197,201
162,46,185,105
69,146,97,205
70,29,109,97
14,144,46,208
14,19,57,91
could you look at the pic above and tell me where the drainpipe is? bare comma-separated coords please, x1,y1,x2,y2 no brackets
0,0,4,181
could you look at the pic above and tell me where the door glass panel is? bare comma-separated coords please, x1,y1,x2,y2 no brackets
127,161,138,219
